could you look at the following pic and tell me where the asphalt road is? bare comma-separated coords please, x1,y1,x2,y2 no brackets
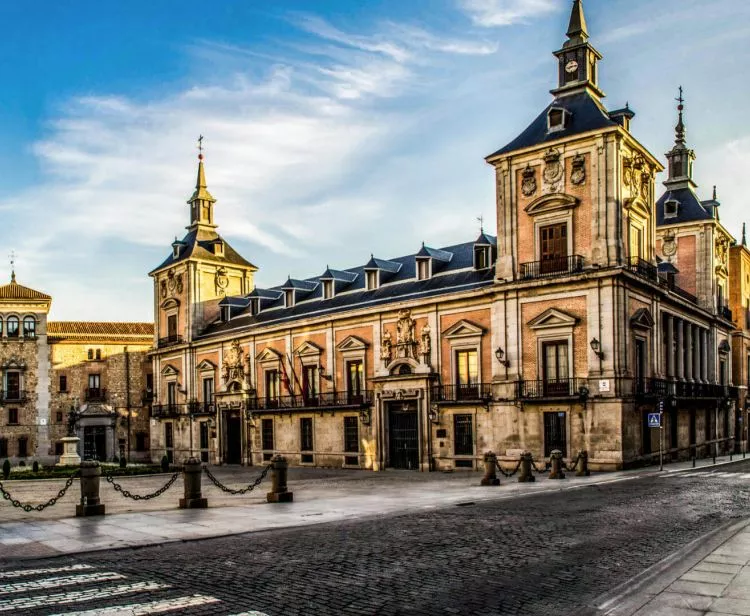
3,461,750,616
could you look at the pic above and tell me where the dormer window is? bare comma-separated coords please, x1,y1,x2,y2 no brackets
220,305,230,322
366,270,379,291
249,298,259,316
474,246,490,270
322,280,334,300
547,108,568,133
416,259,430,281
213,240,224,256
664,199,679,219
284,289,295,308
172,242,182,259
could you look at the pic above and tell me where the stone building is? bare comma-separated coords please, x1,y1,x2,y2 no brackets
0,275,153,465
148,0,742,471
729,228,750,439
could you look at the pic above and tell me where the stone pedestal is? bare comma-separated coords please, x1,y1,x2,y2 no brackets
179,458,208,509
267,455,294,503
76,461,105,517
57,437,82,467
481,451,500,486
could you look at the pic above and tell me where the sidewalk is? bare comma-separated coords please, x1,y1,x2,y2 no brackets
0,453,745,562
596,518,750,615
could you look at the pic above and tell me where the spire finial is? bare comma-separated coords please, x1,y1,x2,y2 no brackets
675,86,686,144
713,185,717,201
477,215,484,234
566,0,589,44
743,223,747,247
9,250,15,283
197,134,204,160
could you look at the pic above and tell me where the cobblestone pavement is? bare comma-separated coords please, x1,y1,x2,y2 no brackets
3,461,750,615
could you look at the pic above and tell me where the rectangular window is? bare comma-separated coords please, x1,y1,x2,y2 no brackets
542,341,570,396
165,423,174,463
347,360,364,403
265,370,280,405
88,374,101,389
302,365,317,403
167,382,177,408
146,373,154,395
5,372,20,400
300,418,314,463
56,411,63,423
23,318,35,337
262,418,274,461
59,375,67,393
0,439,7,458
366,270,378,290
454,414,474,457
455,350,479,390
284,289,295,308
6,318,18,338
17,437,28,458
630,224,644,262
322,280,333,299
719,359,727,386
199,422,209,463
344,416,359,465
8,408,18,425
539,223,568,274
135,432,148,452
202,377,214,406
474,247,489,270
417,259,430,280
167,314,178,339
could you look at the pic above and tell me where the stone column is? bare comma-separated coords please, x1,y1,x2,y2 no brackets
666,315,675,379
676,318,684,380
701,330,709,383
693,324,701,383
685,323,693,382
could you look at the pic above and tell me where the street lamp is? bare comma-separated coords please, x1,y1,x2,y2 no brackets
494,347,510,368
590,338,605,360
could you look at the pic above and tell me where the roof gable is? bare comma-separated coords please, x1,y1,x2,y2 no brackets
528,308,579,329
0,279,51,302
442,320,485,338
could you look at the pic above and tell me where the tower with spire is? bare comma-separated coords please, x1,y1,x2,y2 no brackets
664,87,697,190
149,140,257,352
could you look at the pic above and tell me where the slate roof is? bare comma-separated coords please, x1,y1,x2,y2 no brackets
0,279,51,302
48,321,153,341
150,227,257,275
208,235,497,338
488,91,618,158
656,187,713,226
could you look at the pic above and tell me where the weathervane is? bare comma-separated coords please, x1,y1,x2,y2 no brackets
197,135,204,160
9,250,16,283
676,86,684,108
476,215,484,233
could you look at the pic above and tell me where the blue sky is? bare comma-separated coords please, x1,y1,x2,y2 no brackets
2,0,749,321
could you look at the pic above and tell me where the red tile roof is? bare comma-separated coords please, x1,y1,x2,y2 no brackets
0,280,52,301
48,321,154,340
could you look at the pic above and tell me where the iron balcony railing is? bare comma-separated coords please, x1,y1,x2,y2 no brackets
517,379,588,400
84,388,107,402
519,255,584,281
629,378,735,400
662,280,698,305
432,383,493,403
249,390,373,411
189,401,215,416
719,305,733,322
158,335,184,348
0,390,27,403
151,403,186,418
627,257,659,282
141,389,154,405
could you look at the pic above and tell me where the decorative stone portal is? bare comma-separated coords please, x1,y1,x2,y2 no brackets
387,401,419,470
76,404,117,462
221,409,243,464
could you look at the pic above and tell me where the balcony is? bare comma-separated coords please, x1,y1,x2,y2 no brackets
517,378,588,400
0,390,27,403
158,335,184,348
632,378,734,400
84,388,107,403
627,257,659,282
141,389,154,405
189,401,215,416
151,403,185,418
519,255,584,281
660,278,698,305
432,383,493,404
250,390,373,411
718,305,733,322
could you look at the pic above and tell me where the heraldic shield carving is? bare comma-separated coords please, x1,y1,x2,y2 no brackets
222,339,245,386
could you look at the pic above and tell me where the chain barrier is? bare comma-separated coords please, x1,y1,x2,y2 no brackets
495,458,523,478
105,472,180,501
529,455,549,474
203,464,272,495
560,453,581,472
0,472,79,512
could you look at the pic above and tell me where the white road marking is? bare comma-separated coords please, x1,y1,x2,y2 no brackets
0,581,168,612
228,612,271,616
0,565,93,579
52,593,222,615
0,572,125,596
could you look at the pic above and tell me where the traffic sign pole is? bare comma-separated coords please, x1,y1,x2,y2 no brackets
659,399,664,472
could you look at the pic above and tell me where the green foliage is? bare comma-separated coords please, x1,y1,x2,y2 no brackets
119,456,127,469
160,455,170,472
2,459,9,480
112,455,119,464
32,461,39,473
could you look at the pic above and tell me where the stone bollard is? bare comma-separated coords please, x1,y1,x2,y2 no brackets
517,451,535,483
267,455,294,503
481,451,500,486
180,458,207,509
548,450,565,480
76,461,105,517
575,450,590,477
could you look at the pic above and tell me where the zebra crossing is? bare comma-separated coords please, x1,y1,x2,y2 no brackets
667,471,750,479
0,563,269,615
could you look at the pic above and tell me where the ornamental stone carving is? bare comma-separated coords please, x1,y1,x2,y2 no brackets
395,309,418,360
542,149,563,192
222,339,245,385
521,166,537,197
380,330,393,364
165,269,183,297
662,232,677,257
215,267,230,296
570,154,586,186
715,236,730,265
419,324,432,363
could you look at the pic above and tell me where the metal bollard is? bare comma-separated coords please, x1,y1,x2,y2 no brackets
517,451,535,483
575,450,590,477
76,461,105,517
549,450,565,480
180,458,207,509
481,451,500,486
267,455,294,503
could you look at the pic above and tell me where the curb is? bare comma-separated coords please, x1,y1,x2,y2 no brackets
591,516,750,616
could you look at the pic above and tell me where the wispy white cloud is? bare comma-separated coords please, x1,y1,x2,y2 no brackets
459,0,559,27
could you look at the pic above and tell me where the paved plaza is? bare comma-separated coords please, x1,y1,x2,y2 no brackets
1,457,750,614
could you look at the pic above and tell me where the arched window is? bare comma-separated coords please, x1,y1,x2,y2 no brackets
6,316,19,338
23,316,36,338
0,317,3,337
88,349,94,360
398,364,412,375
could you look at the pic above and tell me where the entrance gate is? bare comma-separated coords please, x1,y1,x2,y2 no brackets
388,405,419,470
83,426,107,461
543,412,567,457
225,415,242,464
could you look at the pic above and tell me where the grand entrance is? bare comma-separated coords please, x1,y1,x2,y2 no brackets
388,403,419,470
225,414,242,464
83,426,107,461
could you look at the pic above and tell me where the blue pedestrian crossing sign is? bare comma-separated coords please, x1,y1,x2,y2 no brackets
648,413,661,428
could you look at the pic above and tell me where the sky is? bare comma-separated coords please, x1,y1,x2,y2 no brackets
1,0,748,321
